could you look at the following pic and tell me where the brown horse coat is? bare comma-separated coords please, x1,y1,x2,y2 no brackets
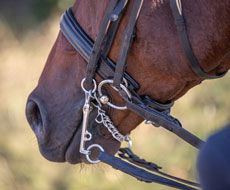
26,0,230,163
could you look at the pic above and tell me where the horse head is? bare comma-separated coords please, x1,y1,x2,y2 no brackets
25,0,230,165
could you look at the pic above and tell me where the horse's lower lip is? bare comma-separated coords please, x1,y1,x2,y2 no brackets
64,111,121,164
65,124,83,164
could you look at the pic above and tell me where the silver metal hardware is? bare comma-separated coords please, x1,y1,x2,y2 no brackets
125,135,133,149
144,120,160,128
81,78,97,93
99,95,109,104
79,89,93,155
95,105,130,143
86,144,104,164
176,0,182,15
79,78,132,162
79,78,97,155
144,120,153,125
111,14,118,21
110,78,128,92
98,79,132,110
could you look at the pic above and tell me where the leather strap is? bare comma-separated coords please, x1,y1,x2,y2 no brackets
60,8,139,90
125,96,204,149
170,0,227,79
60,8,174,112
61,5,203,149
84,0,118,90
99,151,200,190
101,0,128,58
118,148,200,187
113,0,143,88
60,2,203,188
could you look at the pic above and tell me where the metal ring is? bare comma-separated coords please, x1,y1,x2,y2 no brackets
111,78,128,91
81,78,97,93
86,144,104,164
98,79,132,110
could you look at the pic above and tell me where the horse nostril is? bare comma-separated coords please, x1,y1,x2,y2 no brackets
26,99,45,135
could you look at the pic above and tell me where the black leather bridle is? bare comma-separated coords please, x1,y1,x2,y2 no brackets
59,0,225,189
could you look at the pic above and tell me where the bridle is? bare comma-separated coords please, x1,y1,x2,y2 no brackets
60,0,226,189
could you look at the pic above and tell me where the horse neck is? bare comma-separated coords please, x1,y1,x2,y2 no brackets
183,0,230,74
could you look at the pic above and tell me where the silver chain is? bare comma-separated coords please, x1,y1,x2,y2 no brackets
94,104,130,143
79,78,132,164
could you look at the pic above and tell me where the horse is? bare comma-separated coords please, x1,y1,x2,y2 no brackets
25,0,230,189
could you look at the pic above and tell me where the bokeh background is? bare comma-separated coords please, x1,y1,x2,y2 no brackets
0,1,229,190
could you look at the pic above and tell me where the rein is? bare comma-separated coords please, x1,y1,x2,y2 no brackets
58,0,224,189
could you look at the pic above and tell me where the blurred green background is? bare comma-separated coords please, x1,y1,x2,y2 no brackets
0,1,229,190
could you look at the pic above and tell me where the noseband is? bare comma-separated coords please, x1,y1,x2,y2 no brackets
60,0,224,189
